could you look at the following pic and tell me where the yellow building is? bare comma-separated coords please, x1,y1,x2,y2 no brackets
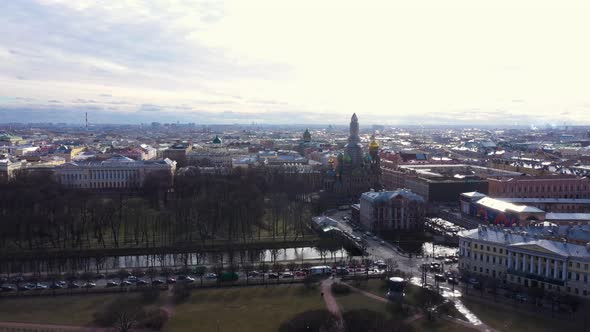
459,225,590,298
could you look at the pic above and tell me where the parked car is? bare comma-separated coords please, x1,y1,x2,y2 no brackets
447,277,458,285
33,283,48,290
136,279,148,286
121,281,132,286
295,271,306,277
177,275,187,281
281,272,294,278
18,284,33,291
82,282,96,288
49,283,64,289
248,271,261,278
1,286,15,292
205,273,217,280
268,273,279,279
166,278,176,284
127,276,138,283
106,281,119,287
184,276,195,282
68,282,80,289
434,274,446,282
152,279,164,285
468,278,480,285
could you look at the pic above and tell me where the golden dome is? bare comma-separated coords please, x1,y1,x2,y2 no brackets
368,135,379,150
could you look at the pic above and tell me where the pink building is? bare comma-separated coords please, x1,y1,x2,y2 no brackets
487,175,590,199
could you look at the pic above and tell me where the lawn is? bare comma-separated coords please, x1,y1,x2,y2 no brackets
334,291,399,320
463,297,589,332
0,293,141,325
165,284,325,332
408,318,477,332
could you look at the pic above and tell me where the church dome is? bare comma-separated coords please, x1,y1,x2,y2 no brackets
212,135,222,144
368,136,379,150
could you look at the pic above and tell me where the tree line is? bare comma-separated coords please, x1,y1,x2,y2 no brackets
0,166,322,254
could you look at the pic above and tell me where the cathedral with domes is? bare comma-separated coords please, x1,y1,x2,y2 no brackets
324,113,381,200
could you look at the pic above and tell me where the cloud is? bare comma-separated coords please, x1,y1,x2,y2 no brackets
2,1,590,124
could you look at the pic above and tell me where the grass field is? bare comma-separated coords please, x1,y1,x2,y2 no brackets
463,297,589,332
0,293,142,325
165,284,325,332
334,290,398,319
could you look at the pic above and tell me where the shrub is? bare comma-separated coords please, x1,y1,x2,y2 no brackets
278,309,338,332
140,308,169,331
172,283,191,303
141,287,160,304
342,309,386,332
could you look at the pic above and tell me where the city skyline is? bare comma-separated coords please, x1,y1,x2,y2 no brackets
2,1,590,125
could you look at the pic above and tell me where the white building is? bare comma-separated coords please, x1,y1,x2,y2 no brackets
54,156,176,189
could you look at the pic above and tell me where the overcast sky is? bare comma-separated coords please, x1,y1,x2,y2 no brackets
1,0,590,125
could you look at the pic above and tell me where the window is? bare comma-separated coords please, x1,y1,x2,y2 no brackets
499,249,503,254
577,263,581,268
493,247,496,253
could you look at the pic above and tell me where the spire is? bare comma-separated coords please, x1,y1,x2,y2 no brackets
348,113,360,143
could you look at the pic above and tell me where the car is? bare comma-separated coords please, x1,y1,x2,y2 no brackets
136,279,148,286
68,282,80,289
1,285,15,292
177,275,187,281
434,274,446,282
444,258,453,264
295,271,306,277
447,277,458,285
49,283,64,289
380,240,385,245
106,281,119,287
281,272,294,278
127,276,138,283
82,282,96,288
166,277,177,284
33,283,47,290
468,278,480,285
184,276,195,282
268,273,279,279
248,271,261,278
152,279,164,285
335,267,349,275
57,281,67,287
121,281,132,286
18,285,33,291
435,255,445,260
205,273,217,280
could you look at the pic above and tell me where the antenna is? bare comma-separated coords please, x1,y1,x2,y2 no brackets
85,112,88,130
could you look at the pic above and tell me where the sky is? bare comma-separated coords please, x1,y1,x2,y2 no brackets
1,0,590,125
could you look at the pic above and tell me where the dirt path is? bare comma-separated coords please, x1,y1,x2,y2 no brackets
160,285,175,318
320,278,344,331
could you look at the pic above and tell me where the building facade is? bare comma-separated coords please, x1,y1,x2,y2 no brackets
359,189,425,233
488,175,590,199
459,226,590,298
54,156,176,189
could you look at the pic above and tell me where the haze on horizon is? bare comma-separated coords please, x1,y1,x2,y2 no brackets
1,0,590,126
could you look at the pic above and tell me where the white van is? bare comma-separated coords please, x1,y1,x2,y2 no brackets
309,266,332,275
